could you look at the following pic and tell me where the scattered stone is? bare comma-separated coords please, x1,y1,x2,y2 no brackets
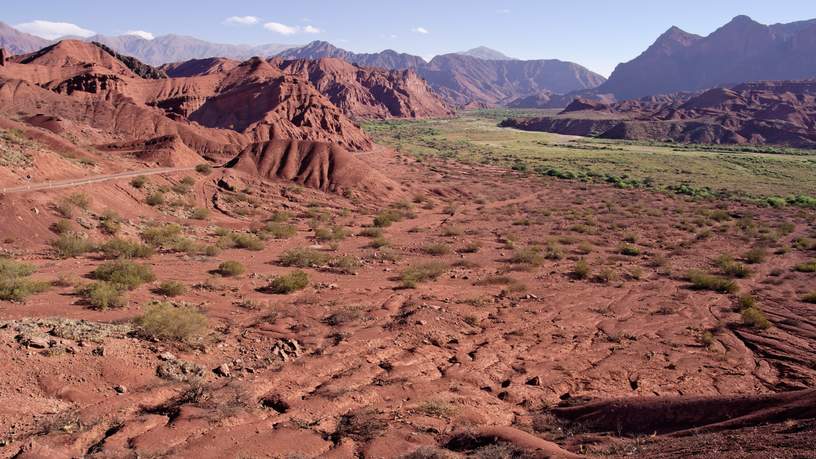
92,346,106,357
158,352,176,361
214,363,231,378
271,338,302,362
156,358,205,382
526,376,542,386
24,337,50,349
114,385,127,394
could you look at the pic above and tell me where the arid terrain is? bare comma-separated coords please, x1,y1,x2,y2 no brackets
0,15,815,459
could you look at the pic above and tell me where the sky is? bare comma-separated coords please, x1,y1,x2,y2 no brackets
5,0,816,76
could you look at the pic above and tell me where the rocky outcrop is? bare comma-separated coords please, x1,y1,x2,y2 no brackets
501,80,816,148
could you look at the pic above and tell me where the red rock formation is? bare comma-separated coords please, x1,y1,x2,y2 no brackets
501,80,816,148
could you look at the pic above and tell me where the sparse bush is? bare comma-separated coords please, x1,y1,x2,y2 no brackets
594,267,619,284
329,256,361,274
802,292,816,304
458,242,481,253
54,193,90,218
715,255,751,278
131,176,147,188
265,270,309,294
440,226,463,237
368,236,390,249
267,210,292,223
359,227,383,238
399,262,447,288
218,231,264,251
203,245,220,257
619,244,641,256
51,233,95,258
373,209,408,227
195,163,213,175
743,247,767,264
51,219,74,235
422,243,451,256
216,261,245,277
742,307,771,329
572,260,590,279
794,260,816,273
134,302,207,342
314,225,348,243
737,295,757,310
510,246,544,266
190,207,210,220
262,222,297,239
687,270,738,294
141,223,183,248
92,260,155,290
544,242,563,260
99,238,153,259
155,281,186,297
146,192,165,206
77,282,126,310
279,248,329,268
0,258,48,301
98,211,122,235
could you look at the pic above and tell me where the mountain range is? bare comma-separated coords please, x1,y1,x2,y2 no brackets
596,15,816,99
5,15,816,108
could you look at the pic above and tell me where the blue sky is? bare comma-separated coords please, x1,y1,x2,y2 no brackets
5,0,816,76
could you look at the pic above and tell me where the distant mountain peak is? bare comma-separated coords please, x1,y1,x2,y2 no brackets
457,46,515,60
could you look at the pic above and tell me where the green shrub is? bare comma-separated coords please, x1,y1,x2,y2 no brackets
216,261,245,277
619,244,641,256
544,242,563,260
743,247,767,264
195,163,213,175
77,282,126,310
146,192,165,206
0,277,49,302
510,246,544,266
134,302,207,342
99,211,122,235
399,262,447,288
794,260,816,273
261,222,296,239
0,259,48,301
458,242,481,253
329,256,361,274
51,233,95,258
99,238,153,259
267,211,292,223
218,231,264,251
92,260,155,290
373,209,406,227
265,270,309,294
737,295,757,310
715,255,751,278
572,260,590,279
742,307,771,329
131,176,147,188
54,193,89,218
279,248,330,268
440,226,463,237
422,243,451,256
802,292,816,304
141,223,183,247
51,219,74,235
359,227,383,238
155,280,186,297
190,207,210,220
203,245,220,257
687,270,738,294
314,225,348,242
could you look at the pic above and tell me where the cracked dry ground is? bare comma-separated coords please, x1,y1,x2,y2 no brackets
1,148,816,458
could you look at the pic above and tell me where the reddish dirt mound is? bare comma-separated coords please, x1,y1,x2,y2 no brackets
226,139,397,194
502,80,816,147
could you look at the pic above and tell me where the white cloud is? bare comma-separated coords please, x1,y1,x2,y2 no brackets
412,27,430,34
224,16,259,26
264,22,299,35
497,8,511,14
262,22,321,35
15,20,95,40
125,30,154,40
